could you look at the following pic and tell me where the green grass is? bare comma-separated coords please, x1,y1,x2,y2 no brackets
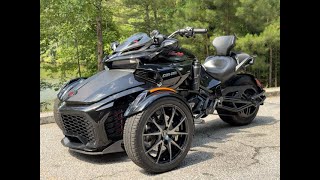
40,99,55,112
40,64,59,113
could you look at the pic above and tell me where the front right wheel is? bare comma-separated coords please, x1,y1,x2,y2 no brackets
123,97,194,173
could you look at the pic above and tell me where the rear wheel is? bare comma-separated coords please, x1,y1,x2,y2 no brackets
217,76,260,126
123,97,194,173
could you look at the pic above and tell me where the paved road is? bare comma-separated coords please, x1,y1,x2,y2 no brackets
40,96,280,180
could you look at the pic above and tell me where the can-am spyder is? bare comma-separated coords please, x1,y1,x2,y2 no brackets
54,27,266,173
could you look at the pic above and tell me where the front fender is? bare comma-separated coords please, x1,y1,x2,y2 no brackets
57,77,86,101
227,73,264,92
240,73,264,91
124,90,192,117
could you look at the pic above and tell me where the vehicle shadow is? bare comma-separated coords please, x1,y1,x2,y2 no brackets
140,115,278,175
191,115,279,149
69,115,278,170
68,151,129,164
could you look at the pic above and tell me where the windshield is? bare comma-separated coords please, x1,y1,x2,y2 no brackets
115,33,152,52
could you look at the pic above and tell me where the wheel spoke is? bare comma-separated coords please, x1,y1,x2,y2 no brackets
169,116,186,133
168,131,188,135
145,140,163,154
242,94,248,99
167,106,176,129
232,102,236,108
171,140,183,151
156,141,165,164
245,108,250,115
167,141,172,162
143,104,189,164
143,132,162,136
161,106,168,127
151,118,163,132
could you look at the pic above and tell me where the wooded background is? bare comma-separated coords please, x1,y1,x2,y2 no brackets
40,0,280,89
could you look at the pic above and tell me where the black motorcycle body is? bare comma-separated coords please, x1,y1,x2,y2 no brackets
54,27,266,172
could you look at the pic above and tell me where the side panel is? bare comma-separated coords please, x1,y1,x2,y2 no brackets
200,66,221,91
151,47,195,64
136,47,194,88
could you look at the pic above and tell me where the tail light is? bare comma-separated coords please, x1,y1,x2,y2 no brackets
255,78,263,88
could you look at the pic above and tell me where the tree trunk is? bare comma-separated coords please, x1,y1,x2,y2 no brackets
96,0,104,71
226,0,230,34
205,34,209,57
145,4,151,33
152,0,158,29
75,39,81,77
274,48,278,87
269,46,273,87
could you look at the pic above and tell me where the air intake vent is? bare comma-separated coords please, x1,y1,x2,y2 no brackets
60,114,95,143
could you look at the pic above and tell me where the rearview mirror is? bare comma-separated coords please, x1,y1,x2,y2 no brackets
110,41,119,51
160,39,178,48
150,30,159,38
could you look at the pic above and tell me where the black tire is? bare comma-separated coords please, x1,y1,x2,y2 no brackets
217,76,260,126
123,97,194,173
53,98,64,130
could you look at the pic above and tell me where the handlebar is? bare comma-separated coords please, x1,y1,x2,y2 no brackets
193,28,208,34
168,27,207,38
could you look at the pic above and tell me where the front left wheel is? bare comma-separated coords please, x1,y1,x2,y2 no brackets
123,97,194,173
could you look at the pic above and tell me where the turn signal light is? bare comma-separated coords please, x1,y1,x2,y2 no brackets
149,87,176,93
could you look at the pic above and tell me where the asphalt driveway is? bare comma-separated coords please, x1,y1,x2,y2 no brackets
40,96,280,180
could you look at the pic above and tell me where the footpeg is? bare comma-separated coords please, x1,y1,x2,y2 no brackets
194,118,205,124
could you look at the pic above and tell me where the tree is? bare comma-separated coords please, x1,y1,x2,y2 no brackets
40,0,119,80
40,0,280,88
236,0,280,34
260,19,280,87
236,18,279,87
209,0,242,35
95,0,105,71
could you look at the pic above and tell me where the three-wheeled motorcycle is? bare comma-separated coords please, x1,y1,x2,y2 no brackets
54,27,266,173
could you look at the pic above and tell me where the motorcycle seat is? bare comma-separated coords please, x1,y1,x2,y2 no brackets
202,56,236,82
232,52,250,64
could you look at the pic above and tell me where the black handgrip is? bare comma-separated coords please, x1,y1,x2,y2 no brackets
193,28,208,34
